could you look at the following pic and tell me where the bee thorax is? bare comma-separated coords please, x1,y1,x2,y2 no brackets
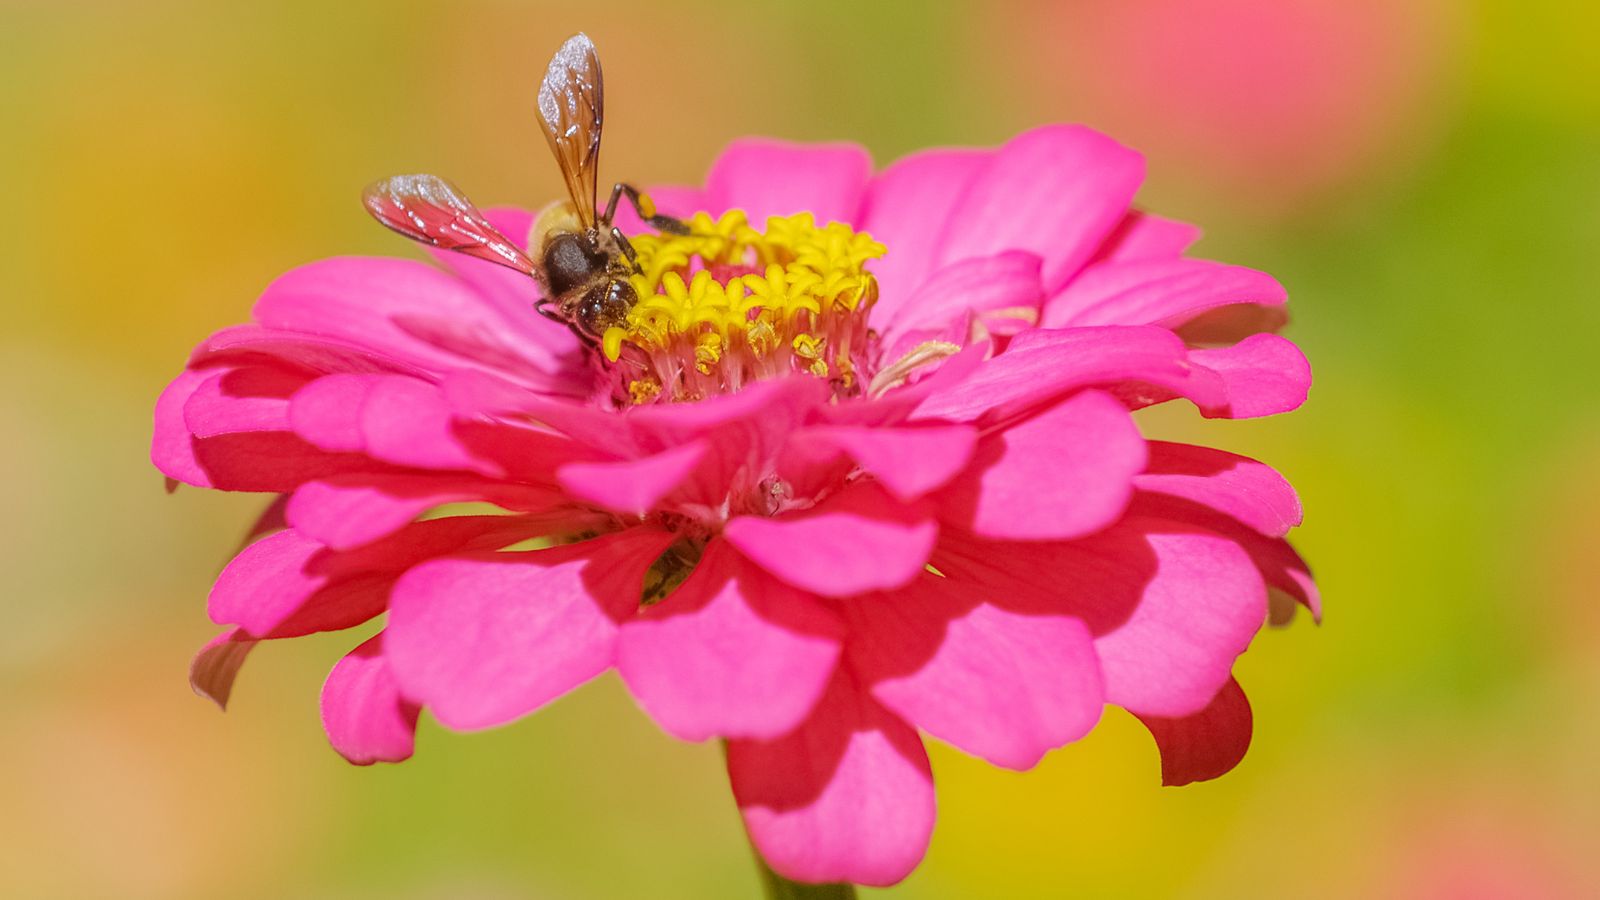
543,231,610,298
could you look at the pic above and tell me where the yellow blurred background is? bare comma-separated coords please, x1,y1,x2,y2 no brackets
4,0,1598,896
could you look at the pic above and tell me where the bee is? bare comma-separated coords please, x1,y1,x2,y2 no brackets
361,33,689,341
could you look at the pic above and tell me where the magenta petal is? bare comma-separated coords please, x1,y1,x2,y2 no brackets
1131,491,1321,622
321,632,420,765
209,529,326,631
153,368,217,487
210,515,536,639
285,477,432,550
846,574,1104,770
1190,333,1312,418
385,528,675,731
616,541,844,741
251,256,562,383
934,125,1145,292
940,390,1145,540
189,627,257,710
937,518,1267,718
1041,258,1287,330
725,482,937,598
183,366,303,438
807,423,979,502
1134,678,1252,786
727,673,934,887
1088,523,1266,717
1136,442,1302,537
1088,210,1203,264
286,473,568,550
287,374,376,453
179,367,376,493
882,251,1044,339
360,375,493,473
190,324,420,376
704,139,872,226
556,440,710,515
914,325,1191,423
859,148,990,324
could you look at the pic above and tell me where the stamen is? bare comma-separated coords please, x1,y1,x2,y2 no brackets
599,212,886,404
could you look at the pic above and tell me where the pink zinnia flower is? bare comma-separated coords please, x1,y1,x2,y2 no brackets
159,122,1315,885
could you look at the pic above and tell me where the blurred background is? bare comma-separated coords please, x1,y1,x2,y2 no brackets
4,0,1597,896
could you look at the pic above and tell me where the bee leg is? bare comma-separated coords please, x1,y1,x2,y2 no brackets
611,226,639,269
609,182,694,235
534,300,566,325
601,182,624,226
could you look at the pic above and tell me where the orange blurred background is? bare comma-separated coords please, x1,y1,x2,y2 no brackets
4,0,1598,896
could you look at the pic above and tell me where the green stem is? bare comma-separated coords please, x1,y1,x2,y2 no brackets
753,850,858,899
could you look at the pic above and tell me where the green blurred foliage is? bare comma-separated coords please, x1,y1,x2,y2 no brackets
2,0,1597,897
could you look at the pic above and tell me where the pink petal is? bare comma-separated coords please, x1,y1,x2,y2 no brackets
189,627,257,710
845,573,1104,770
829,343,988,429
360,375,493,473
555,439,710,515
881,251,1044,340
210,516,538,638
912,325,1194,423
1087,210,1203,264
859,148,990,325
385,527,675,731
616,540,844,741
251,256,562,383
936,518,1267,718
187,430,377,494
286,373,378,453
704,139,872,226
190,324,421,376
1041,258,1287,331
286,477,425,547
1131,491,1320,622
727,672,934,887
1086,523,1265,717
938,389,1145,540
1189,333,1312,418
153,368,218,487
464,373,828,488
180,366,378,492
626,377,832,506
934,125,1145,293
321,632,420,765
285,473,566,550
209,529,385,638
725,481,937,598
1136,442,1302,538
183,365,304,438
802,423,979,502
1174,303,1296,347
292,371,520,476
1134,677,1252,786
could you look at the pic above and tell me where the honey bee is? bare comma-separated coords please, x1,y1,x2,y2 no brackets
361,33,688,341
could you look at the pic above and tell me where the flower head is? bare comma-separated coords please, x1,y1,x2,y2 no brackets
159,124,1315,886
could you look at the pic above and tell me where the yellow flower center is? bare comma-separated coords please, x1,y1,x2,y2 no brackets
599,211,885,404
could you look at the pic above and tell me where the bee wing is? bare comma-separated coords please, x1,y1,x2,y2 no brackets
362,174,538,276
536,32,604,230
